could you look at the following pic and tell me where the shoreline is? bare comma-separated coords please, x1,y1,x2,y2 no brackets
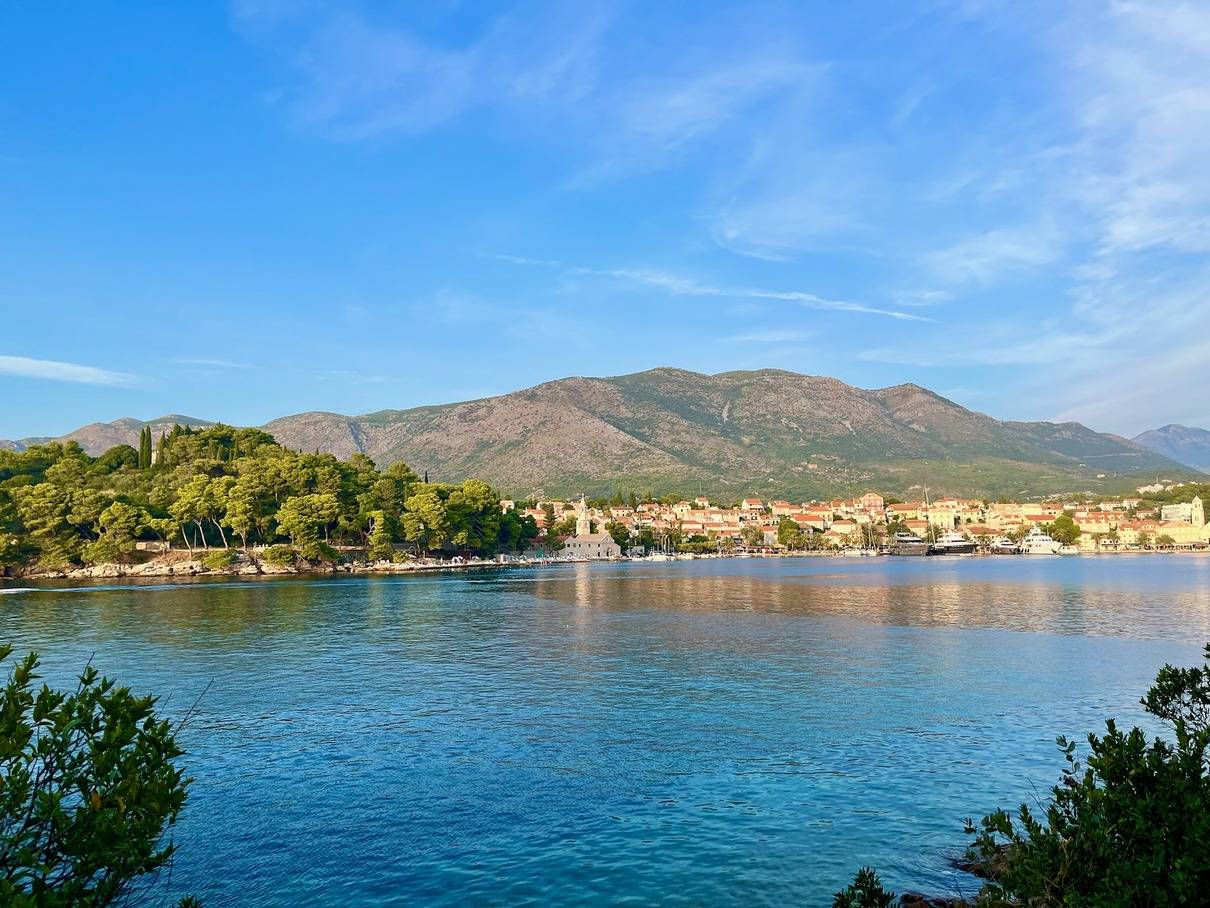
2,547,1204,587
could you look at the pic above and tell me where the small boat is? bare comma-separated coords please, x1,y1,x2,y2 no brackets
886,532,932,556
840,547,880,557
1057,545,1080,556
1019,527,1061,555
931,531,977,555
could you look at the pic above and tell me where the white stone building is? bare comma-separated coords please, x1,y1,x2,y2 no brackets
562,497,622,559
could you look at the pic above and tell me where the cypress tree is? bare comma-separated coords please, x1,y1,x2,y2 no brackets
138,426,152,469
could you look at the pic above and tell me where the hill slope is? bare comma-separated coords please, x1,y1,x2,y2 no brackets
3,369,1192,497
0,415,213,453
262,368,1188,498
1132,424,1210,473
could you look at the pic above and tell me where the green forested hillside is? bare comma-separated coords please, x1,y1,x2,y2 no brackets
0,425,536,572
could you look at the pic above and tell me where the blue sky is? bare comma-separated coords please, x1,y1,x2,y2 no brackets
2,0,1209,440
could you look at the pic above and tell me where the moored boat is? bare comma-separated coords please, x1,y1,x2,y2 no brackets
931,531,976,555
1020,527,1062,555
990,536,1020,554
886,532,932,556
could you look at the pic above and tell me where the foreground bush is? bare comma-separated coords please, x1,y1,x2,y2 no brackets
833,867,895,907
201,549,237,570
836,645,1210,905
260,545,297,567
0,645,193,905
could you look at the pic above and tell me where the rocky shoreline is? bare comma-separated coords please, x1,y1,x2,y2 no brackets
5,552,544,582
2,546,1198,585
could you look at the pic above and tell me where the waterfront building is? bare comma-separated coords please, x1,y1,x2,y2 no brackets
791,513,828,532
887,502,922,521
859,492,885,512
562,497,623,559
1160,497,1204,525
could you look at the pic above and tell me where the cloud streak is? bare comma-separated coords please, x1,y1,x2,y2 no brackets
0,355,135,386
493,256,932,321
232,1,611,139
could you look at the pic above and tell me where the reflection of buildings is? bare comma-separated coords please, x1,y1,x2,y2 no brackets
525,559,1210,644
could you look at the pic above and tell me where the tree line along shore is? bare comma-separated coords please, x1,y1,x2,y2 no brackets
0,424,541,579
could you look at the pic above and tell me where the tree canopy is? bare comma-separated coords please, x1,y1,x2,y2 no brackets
0,426,537,570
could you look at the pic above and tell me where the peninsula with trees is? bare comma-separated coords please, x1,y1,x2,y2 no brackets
0,424,539,578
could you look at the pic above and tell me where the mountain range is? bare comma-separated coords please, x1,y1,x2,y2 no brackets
2,368,1203,498
1131,424,1210,473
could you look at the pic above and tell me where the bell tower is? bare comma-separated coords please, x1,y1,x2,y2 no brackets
575,496,592,536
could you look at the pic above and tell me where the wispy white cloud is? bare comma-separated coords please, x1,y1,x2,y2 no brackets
1071,1,1210,255
0,355,135,386
894,289,954,307
494,256,932,321
858,328,1107,369
232,1,610,139
616,58,812,150
922,222,1062,286
234,1,825,187
708,145,882,261
573,51,821,181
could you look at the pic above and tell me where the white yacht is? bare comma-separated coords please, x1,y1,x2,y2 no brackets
1019,527,1061,555
886,532,932,556
990,536,1019,554
931,531,976,555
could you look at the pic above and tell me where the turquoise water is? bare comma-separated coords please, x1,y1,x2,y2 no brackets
2,555,1208,906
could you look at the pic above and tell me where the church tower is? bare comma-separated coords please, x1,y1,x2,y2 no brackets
575,496,592,536
1192,495,1204,528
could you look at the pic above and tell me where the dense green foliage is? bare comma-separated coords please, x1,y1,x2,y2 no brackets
1138,482,1210,507
832,867,895,908
836,645,1210,905
0,645,191,905
1046,513,1081,546
0,425,538,571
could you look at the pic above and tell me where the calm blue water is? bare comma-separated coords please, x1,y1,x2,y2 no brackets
2,555,1209,906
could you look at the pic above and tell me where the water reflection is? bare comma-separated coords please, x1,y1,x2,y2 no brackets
0,558,1205,907
515,557,1210,643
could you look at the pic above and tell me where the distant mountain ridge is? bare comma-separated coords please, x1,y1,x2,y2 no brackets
0,369,1194,497
0,415,213,454
1132,424,1210,473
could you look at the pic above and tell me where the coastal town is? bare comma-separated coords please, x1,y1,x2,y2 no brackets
507,483,1210,558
